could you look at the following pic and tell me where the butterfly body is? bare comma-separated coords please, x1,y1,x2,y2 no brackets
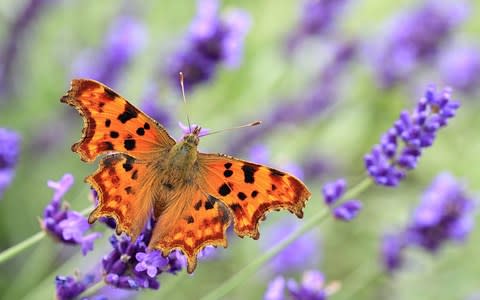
61,79,311,273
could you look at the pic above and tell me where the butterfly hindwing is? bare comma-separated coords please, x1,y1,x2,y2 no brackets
87,154,155,240
149,188,232,273
198,153,311,239
61,79,175,162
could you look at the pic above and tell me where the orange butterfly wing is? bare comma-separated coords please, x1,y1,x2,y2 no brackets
61,79,174,239
198,153,311,239
149,188,232,273
61,79,175,162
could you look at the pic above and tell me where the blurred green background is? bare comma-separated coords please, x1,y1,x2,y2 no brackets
1,0,480,299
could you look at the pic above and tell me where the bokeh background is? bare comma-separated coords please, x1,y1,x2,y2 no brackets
1,0,480,299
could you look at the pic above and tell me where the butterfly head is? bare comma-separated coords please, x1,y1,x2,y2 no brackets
182,126,202,146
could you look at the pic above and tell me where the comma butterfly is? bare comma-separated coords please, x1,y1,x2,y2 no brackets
61,79,311,273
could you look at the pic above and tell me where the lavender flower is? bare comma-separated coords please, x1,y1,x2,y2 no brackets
0,128,21,198
322,179,346,206
381,233,406,273
72,16,147,87
333,200,362,221
440,46,480,94
372,1,467,88
167,0,251,90
407,173,475,251
261,220,321,273
265,270,338,300
179,122,209,138
55,275,90,300
380,173,475,273
41,174,101,255
286,0,349,53
102,217,185,290
365,86,460,187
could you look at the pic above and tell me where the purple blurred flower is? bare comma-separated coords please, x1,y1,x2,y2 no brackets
381,233,406,273
286,0,349,54
380,173,475,273
407,173,475,251
55,275,90,300
72,16,147,87
0,0,54,96
262,220,321,273
41,174,101,255
333,200,362,221
102,217,186,290
167,0,251,90
365,86,460,187
440,46,480,94
322,179,346,206
265,270,338,300
0,128,21,198
372,1,467,88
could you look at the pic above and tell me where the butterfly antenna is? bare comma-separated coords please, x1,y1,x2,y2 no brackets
179,72,192,133
201,121,262,137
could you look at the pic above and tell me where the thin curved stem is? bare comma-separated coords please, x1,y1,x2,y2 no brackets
0,206,93,264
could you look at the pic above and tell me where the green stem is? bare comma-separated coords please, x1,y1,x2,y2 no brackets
0,206,93,265
0,231,46,264
200,177,374,300
77,280,106,299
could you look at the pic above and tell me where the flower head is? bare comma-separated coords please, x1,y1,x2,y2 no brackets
333,200,362,221
380,173,475,273
72,16,147,87
440,46,480,94
102,217,186,290
167,0,251,90
265,270,338,300
55,272,98,300
41,174,101,255
286,0,349,53
372,1,467,88
0,128,21,198
365,86,460,186
407,173,475,251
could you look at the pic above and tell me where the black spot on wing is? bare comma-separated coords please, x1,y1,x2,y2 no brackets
131,170,138,180
136,127,145,136
194,200,202,211
219,183,231,196
251,190,259,198
241,164,258,183
110,131,119,138
205,195,217,210
100,141,114,151
118,105,138,124
125,186,133,194
105,119,111,128
185,216,194,224
224,162,232,169
237,192,247,201
124,139,136,150
144,122,150,130
270,168,285,177
223,170,233,177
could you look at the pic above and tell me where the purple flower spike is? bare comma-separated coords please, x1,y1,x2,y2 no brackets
380,173,475,274
42,174,101,255
333,200,362,221
407,173,475,252
372,1,467,88
440,46,480,94
365,86,460,187
55,276,88,300
72,16,147,87
381,233,406,273
264,276,286,300
167,0,251,90
102,217,185,290
286,270,327,300
322,178,346,206
0,128,21,198
286,0,349,54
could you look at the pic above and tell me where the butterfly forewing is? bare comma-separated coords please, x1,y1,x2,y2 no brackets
61,79,175,162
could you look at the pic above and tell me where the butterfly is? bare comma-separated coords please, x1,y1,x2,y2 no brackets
61,79,311,273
